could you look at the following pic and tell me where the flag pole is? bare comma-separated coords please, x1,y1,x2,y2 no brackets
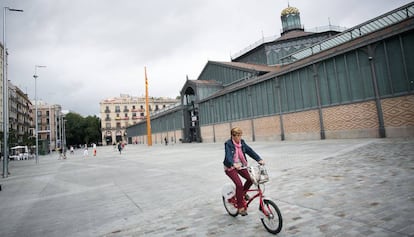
145,67,152,146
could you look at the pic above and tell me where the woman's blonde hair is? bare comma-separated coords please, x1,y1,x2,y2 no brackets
231,127,243,136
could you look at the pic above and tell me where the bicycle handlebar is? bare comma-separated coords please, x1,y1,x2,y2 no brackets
239,164,265,169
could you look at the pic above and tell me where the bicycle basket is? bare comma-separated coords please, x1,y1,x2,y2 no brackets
248,165,269,185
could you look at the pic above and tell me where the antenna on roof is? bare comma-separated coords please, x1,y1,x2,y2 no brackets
328,17,331,26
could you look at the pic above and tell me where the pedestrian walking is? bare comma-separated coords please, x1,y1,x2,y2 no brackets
93,143,97,156
117,142,122,154
83,144,89,157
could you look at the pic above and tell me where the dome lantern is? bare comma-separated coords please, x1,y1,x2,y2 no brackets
280,5,303,35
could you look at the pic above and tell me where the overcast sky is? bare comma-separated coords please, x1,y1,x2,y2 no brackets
1,0,412,116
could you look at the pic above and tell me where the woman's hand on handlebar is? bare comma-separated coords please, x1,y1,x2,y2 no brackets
258,160,265,165
233,163,242,170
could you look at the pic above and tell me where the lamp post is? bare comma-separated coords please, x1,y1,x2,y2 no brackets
2,7,23,178
34,65,46,164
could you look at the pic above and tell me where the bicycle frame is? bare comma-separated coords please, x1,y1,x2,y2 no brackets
246,185,272,217
228,183,272,218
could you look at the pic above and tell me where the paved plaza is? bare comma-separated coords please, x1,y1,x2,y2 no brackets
0,138,413,237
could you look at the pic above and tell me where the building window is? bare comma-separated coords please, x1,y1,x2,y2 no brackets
106,123,111,128
115,105,120,113
155,105,159,111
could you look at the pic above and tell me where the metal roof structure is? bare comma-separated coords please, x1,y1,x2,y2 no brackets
280,2,414,64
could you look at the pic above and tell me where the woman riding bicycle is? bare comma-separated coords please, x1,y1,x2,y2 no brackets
223,127,265,216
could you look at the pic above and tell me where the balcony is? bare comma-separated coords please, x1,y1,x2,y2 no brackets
105,117,111,121
132,116,144,120
123,117,129,120
115,117,121,120
105,109,111,113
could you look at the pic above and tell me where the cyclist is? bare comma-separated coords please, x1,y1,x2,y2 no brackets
223,127,265,216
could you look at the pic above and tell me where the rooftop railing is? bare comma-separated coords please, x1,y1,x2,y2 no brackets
231,25,346,60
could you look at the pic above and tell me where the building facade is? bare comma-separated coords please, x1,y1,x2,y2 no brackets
99,94,179,145
8,81,33,146
32,101,63,154
126,3,414,144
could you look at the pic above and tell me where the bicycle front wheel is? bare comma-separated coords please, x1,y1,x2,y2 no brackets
260,199,282,234
222,196,238,217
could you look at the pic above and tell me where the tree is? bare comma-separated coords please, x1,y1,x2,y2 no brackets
84,115,101,145
22,132,35,146
65,112,101,147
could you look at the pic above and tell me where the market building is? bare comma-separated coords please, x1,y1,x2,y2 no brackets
127,3,414,144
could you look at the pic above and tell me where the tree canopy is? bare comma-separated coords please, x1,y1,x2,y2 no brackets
65,112,101,146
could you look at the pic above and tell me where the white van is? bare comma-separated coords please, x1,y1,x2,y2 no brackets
10,146,29,160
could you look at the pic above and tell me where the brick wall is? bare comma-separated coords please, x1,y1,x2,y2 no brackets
283,110,321,140
231,120,253,142
253,116,281,141
214,123,232,143
200,126,214,143
323,101,379,138
382,95,414,137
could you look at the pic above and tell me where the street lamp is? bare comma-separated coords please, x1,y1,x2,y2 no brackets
34,65,46,164
2,7,23,178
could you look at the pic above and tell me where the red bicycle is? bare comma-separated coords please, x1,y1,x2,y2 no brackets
222,165,283,235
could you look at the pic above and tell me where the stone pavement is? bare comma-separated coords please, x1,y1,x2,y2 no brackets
0,138,413,237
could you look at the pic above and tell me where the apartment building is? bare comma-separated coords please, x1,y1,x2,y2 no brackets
33,101,63,154
100,94,179,145
8,81,33,145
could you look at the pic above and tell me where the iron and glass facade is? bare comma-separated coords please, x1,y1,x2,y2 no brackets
127,3,414,144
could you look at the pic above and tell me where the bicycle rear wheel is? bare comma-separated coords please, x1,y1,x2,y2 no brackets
260,199,282,234
222,196,238,217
